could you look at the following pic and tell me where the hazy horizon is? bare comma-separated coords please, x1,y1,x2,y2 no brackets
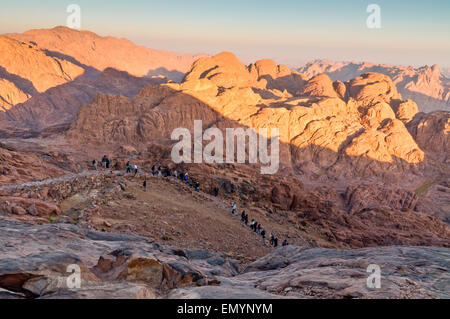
1,0,449,68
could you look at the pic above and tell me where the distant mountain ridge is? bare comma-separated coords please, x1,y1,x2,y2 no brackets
299,60,450,112
0,26,205,113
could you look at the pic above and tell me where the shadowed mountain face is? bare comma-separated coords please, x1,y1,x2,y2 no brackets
299,60,450,113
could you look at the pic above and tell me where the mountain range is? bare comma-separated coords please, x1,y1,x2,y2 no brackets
298,59,450,113
0,27,448,299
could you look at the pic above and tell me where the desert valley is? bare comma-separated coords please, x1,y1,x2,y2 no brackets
0,26,449,299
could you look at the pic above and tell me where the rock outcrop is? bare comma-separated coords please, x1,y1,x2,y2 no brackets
0,218,448,299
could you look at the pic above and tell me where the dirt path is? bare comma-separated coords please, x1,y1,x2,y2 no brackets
0,170,100,191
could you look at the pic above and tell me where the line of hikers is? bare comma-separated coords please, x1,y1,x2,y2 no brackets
91,158,199,192
233,202,288,248
91,155,119,171
91,159,290,247
92,155,112,171
148,165,200,192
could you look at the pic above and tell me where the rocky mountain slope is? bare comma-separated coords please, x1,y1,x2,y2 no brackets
0,27,204,131
0,68,166,134
68,52,447,180
63,52,449,223
299,60,450,112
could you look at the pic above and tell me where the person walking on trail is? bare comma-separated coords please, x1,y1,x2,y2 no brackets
253,222,258,233
282,239,288,246
241,210,246,222
126,161,131,174
143,177,147,191
92,160,98,171
152,165,156,176
173,169,178,178
184,173,189,183
257,223,261,234
102,155,110,169
195,181,200,192
261,229,266,239
133,164,138,176
244,213,249,225
231,203,237,214
214,187,219,197
250,219,255,230
274,237,278,247
270,233,275,246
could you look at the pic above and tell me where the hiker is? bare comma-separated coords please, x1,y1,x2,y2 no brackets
282,239,288,246
195,181,200,192
126,161,131,174
92,159,98,171
241,210,246,222
244,213,249,225
257,223,261,234
173,169,178,178
188,178,193,187
261,229,266,239
133,164,138,176
213,187,219,197
184,173,189,182
158,167,162,177
231,203,237,214
270,233,275,246
152,165,156,176
253,222,258,232
101,155,107,168
274,237,278,247
143,177,147,191
250,219,255,230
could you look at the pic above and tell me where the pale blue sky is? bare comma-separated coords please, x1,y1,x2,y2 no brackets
1,0,449,67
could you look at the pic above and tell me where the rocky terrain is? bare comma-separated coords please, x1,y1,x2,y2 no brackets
299,60,450,112
0,218,448,299
0,28,448,299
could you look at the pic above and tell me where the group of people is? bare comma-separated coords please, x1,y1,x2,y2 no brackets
232,203,288,248
125,161,139,176
92,155,112,171
179,170,200,192
149,165,201,192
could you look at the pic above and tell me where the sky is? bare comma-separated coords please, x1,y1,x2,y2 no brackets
0,0,449,67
